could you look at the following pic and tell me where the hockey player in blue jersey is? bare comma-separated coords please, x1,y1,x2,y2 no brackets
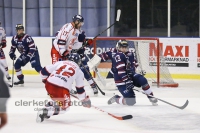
100,40,158,106
9,24,42,85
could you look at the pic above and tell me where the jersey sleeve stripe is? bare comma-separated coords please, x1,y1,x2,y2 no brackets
116,63,125,69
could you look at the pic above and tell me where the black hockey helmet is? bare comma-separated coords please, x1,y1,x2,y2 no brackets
68,53,82,66
72,15,84,23
15,24,24,31
116,40,129,49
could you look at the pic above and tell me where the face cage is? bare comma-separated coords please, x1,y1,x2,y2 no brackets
118,46,129,52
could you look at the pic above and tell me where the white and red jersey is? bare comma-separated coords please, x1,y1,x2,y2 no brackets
40,60,86,100
0,27,6,43
53,23,83,56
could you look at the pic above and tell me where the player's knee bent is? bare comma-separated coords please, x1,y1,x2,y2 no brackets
137,75,148,86
125,97,136,106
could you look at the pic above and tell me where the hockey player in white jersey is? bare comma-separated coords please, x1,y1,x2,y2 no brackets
51,15,87,64
52,15,98,95
0,21,11,81
37,53,91,123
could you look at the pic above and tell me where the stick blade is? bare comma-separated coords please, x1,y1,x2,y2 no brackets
122,115,133,120
179,100,189,110
109,113,133,120
116,9,121,21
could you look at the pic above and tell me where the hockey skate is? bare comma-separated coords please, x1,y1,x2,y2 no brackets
14,80,24,86
148,96,158,106
36,108,49,123
90,83,98,96
92,86,98,96
107,95,120,105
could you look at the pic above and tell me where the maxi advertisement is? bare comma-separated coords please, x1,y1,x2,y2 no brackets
148,43,189,67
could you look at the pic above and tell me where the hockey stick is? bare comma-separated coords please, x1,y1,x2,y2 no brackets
10,59,15,87
70,93,132,120
93,9,121,40
85,54,106,86
74,9,121,53
133,88,189,110
80,62,105,95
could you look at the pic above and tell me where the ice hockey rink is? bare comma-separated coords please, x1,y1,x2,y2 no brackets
1,75,200,133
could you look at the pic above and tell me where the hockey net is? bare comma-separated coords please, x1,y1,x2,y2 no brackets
92,37,179,89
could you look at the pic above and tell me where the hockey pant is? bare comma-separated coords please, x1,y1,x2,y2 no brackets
15,51,42,80
44,81,71,116
51,45,64,64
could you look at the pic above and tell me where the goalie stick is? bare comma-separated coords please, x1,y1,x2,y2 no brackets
85,54,106,86
70,93,133,120
133,88,189,110
80,62,105,96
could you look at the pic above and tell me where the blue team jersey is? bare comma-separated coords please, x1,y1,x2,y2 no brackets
111,52,133,86
100,47,138,69
10,34,37,57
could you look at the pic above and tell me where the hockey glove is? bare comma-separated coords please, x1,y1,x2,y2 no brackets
126,68,136,81
78,31,86,42
81,96,91,108
83,39,93,47
62,50,70,60
9,53,16,60
0,40,6,48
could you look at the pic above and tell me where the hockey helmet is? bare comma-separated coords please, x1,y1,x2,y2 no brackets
15,24,24,31
116,40,129,49
68,53,82,66
72,15,84,23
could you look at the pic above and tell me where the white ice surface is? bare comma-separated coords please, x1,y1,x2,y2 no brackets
1,75,200,133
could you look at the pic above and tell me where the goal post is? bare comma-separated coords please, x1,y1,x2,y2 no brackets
92,37,179,88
